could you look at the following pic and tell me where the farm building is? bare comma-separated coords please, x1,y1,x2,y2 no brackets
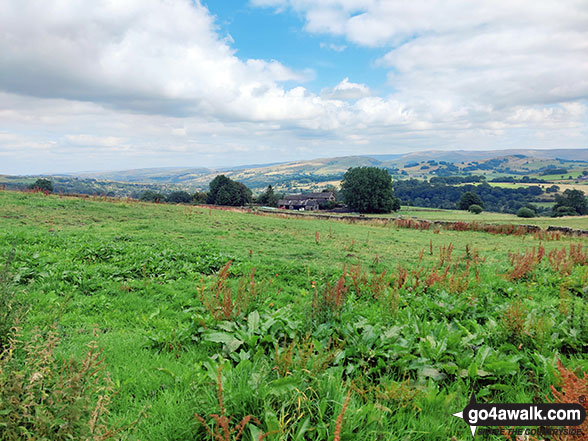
277,192,336,211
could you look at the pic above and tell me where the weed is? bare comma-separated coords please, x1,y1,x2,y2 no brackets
507,247,540,280
194,365,266,441
549,360,588,441
333,389,351,441
501,300,529,343
199,263,258,321
0,328,128,441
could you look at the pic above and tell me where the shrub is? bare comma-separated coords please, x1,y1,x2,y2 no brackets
516,207,535,218
0,328,125,441
468,204,482,214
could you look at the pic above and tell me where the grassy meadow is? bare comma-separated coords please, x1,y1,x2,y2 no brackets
1,190,588,440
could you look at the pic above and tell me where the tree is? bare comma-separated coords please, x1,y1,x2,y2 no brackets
516,207,535,218
256,185,280,207
468,204,483,214
191,192,208,204
553,189,587,216
458,191,483,210
207,175,252,206
166,191,192,204
29,178,53,193
340,167,400,213
139,190,165,202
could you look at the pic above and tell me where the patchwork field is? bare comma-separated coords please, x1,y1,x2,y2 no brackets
1,190,587,440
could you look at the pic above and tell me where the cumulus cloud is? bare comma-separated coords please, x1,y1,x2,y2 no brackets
254,0,588,119
321,78,370,100
0,0,312,120
0,0,586,174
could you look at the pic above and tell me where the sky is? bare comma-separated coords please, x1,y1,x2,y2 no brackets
1,0,587,174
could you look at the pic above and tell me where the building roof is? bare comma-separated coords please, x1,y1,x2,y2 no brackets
281,192,335,201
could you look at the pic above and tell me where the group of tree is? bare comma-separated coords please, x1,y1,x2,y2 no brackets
552,189,588,216
29,178,53,193
139,190,207,204
393,179,547,214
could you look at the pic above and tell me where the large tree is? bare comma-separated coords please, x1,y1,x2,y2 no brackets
340,167,400,213
207,175,252,206
458,191,483,210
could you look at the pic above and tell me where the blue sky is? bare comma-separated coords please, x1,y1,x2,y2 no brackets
205,0,389,94
0,0,586,174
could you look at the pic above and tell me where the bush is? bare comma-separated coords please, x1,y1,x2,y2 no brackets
0,328,125,441
516,207,535,218
468,204,483,214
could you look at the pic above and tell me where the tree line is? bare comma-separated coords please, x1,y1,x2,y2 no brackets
24,170,588,217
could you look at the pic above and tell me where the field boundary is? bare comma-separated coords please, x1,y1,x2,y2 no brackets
254,208,588,237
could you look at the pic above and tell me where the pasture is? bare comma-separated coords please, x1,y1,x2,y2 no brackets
1,190,587,440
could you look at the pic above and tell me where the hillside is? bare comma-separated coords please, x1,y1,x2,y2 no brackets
1,189,587,440
69,148,588,192
2,149,587,200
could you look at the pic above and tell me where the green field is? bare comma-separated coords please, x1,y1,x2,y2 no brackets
1,190,587,440
396,207,588,229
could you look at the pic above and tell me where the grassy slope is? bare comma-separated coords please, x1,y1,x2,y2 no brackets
1,190,587,440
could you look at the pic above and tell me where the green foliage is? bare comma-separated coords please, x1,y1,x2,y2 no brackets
207,175,252,206
340,167,399,213
553,189,588,216
516,207,535,218
468,204,482,214
457,191,483,210
0,328,125,441
29,178,53,193
139,190,165,202
192,191,208,204
0,250,20,351
1,190,588,440
256,185,280,207
165,191,192,204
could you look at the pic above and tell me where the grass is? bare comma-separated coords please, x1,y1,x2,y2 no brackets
395,206,588,229
1,189,588,440
487,181,588,192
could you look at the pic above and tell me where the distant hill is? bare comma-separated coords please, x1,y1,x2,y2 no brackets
3,148,586,196
68,148,587,192
384,148,588,163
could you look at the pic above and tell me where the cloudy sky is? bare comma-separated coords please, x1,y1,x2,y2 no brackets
1,0,587,174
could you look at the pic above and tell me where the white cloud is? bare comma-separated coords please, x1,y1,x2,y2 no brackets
0,0,587,174
254,0,588,121
321,78,370,100
320,42,347,52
